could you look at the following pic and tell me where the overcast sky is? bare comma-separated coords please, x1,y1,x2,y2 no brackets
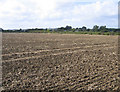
0,0,118,29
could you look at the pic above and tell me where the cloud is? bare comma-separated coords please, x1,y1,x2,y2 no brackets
0,0,118,29
69,0,118,27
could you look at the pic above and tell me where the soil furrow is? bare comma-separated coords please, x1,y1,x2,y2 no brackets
3,46,116,62
2,43,112,57
49,70,118,90
2,33,119,90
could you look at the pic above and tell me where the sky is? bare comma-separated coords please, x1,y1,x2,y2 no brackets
0,0,119,29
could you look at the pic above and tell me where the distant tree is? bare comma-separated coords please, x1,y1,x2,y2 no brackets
20,28,22,32
81,26,87,31
93,25,99,32
99,26,107,32
78,28,82,31
65,25,72,30
75,28,79,32
60,27,65,30
87,29,90,31
76,28,79,30
72,28,76,32
0,28,3,32
35,28,38,30
57,27,65,32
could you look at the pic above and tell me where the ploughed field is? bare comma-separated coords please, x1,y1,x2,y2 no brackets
2,33,119,90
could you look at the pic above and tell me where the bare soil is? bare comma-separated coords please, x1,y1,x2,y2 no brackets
2,33,120,91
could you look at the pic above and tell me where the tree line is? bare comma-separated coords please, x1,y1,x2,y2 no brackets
1,25,120,35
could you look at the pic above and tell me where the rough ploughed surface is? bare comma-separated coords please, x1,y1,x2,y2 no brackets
2,33,120,91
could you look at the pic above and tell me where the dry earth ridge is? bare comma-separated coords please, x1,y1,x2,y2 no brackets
2,33,120,91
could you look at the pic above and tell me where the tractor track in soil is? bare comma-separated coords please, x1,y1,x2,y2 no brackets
2,33,119,91
3,45,116,62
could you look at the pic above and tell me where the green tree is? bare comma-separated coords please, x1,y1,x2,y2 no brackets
93,25,99,32
99,26,107,32
65,25,72,30
82,26,87,31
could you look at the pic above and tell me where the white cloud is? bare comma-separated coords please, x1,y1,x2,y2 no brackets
72,0,117,19
0,0,118,29
59,0,118,28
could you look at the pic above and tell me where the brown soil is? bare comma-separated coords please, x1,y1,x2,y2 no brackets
2,33,120,91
